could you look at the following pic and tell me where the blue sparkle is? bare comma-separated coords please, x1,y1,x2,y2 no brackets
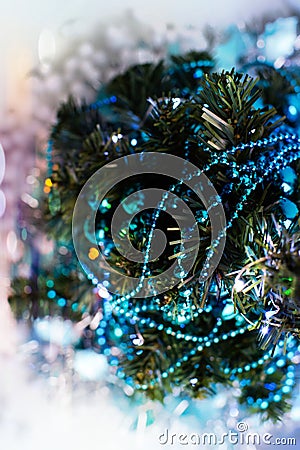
47,290,56,299
57,297,66,307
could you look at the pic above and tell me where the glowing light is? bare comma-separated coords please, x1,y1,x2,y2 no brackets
282,386,291,394
284,219,292,228
281,182,292,193
90,311,102,330
131,138,138,146
45,178,53,187
114,327,123,338
88,247,99,260
265,310,278,321
274,56,285,69
101,199,111,209
132,336,144,346
172,97,181,109
222,303,235,319
47,290,56,299
257,39,265,48
21,193,39,208
177,315,187,323
26,175,36,185
98,285,110,299
124,385,134,396
98,229,105,240
58,246,68,255
193,69,203,79
257,55,265,62
0,190,6,217
288,105,297,117
234,279,245,292
266,366,275,375
57,298,66,307
229,407,239,417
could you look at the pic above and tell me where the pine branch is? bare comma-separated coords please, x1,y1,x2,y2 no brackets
193,69,283,150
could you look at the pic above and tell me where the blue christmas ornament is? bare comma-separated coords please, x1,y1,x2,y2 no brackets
280,198,299,220
280,166,297,194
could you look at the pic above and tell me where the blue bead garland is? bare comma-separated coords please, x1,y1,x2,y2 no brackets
44,57,300,410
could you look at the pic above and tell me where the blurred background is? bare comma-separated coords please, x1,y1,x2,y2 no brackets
1,0,300,449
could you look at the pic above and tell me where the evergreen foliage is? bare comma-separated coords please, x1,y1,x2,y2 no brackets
9,49,300,422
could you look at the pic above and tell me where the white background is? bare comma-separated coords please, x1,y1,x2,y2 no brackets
0,0,294,112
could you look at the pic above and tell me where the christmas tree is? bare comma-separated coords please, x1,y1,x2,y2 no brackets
9,24,300,423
